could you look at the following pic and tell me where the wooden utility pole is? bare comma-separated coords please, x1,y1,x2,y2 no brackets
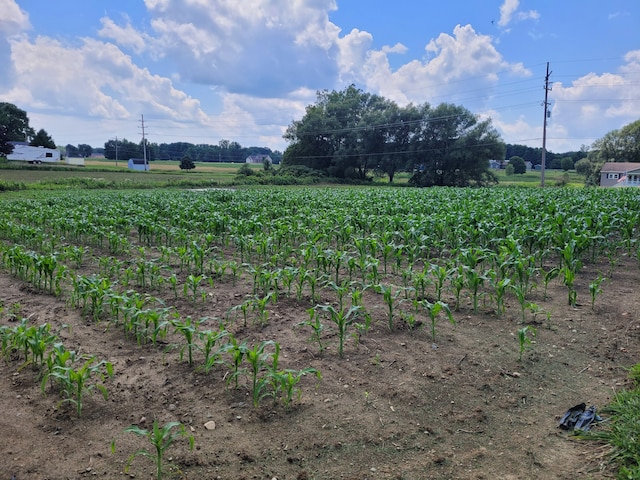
115,136,118,167
541,62,552,187
141,114,148,171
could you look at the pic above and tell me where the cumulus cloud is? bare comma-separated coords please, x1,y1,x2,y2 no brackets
0,0,30,87
337,24,531,108
498,0,539,27
543,50,640,150
98,16,152,56
117,0,343,97
6,34,210,127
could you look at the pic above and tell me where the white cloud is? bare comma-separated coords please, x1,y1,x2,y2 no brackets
98,17,150,56
2,33,212,144
337,24,531,108
0,0,30,33
122,0,343,96
540,50,640,150
498,0,539,27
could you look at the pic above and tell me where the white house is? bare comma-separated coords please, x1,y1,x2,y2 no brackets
245,154,272,164
600,162,640,187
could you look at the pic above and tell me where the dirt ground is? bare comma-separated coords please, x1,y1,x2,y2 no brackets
1,251,638,480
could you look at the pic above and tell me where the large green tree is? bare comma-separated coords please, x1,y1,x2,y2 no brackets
283,87,504,186
0,102,35,142
508,156,526,174
0,125,14,156
30,128,56,149
408,104,505,187
78,144,93,157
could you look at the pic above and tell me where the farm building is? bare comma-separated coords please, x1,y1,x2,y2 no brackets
7,142,60,164
600,162,640,187
128,158,149,171
245,154,272,164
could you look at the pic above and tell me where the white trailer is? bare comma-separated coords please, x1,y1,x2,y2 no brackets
7,144,61,164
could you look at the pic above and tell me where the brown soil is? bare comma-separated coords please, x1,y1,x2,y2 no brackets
1,254,638,480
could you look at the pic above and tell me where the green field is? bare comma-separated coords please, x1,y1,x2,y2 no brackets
0,157,585,189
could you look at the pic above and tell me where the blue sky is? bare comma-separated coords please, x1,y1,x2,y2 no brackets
1,0,639,154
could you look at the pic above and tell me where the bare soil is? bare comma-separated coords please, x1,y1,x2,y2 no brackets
1,254,638,480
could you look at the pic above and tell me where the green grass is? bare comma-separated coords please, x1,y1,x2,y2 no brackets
0,156,586,189
494,168,584,187
578,367,640,478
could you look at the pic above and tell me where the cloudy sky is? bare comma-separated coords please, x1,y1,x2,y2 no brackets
1,0,638,153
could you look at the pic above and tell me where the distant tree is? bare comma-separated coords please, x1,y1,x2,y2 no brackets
560,157,574,171
65,144,79,157
78,144,93,157
508,156,526,174
0,125,14,156
505,164,515,176
179,155,195,171
30,128,56,149
574,158,592,177
104,138,141,160
548,157,561,169
237,163,254,176
0,102,35,141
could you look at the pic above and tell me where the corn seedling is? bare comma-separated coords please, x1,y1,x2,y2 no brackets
296,307,325,354
376,283,402,331
517,325,536,362
118,420,194,480
245,340,276,407
542,266,560,300
589,275,606,309
421,300,454,343
317,304,364,358
171,316,201,366
183,273,205,304
41,355,113,417
272,367,321,408
196,327,229,374
251,292,273,326
226,335,248,389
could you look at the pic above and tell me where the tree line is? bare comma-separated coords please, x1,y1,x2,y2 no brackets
103,138,282,164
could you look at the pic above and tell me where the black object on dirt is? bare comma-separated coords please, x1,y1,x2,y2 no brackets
558,403,601,432
558,403,586,430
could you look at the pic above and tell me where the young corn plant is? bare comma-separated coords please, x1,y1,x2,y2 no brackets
171,316,201,366
376,283,402,331
183,274,206,304
271,367,322,409
196,327,229,374
118,420,194,480
245,340,276,407
517,326,537,362
589,275,606,310
317,304,364,358
41,355,113,417
296,307,325,354
226,334,248,389
421,300,454,344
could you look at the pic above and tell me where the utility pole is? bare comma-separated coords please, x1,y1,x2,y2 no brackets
140,114,148,171
115,136,118,167
541,62,552,187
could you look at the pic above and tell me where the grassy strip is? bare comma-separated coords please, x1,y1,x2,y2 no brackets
579,368,640,478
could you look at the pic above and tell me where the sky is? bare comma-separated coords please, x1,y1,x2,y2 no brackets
0,0,639,154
